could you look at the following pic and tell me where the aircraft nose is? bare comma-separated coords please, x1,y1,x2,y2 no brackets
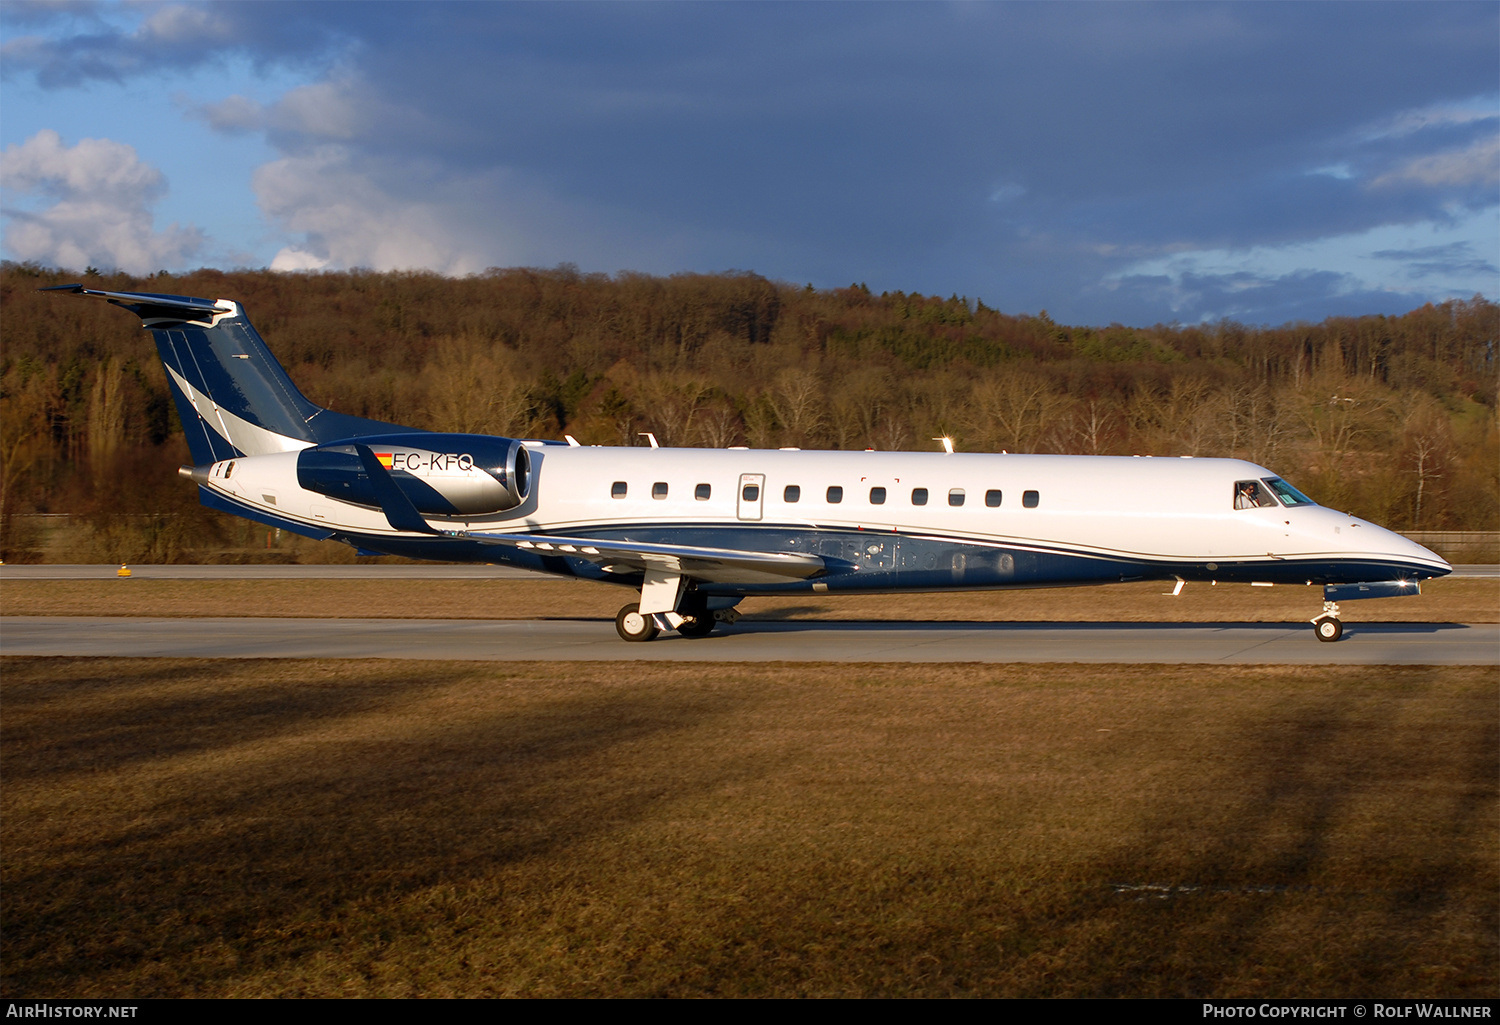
1364,518,1451,578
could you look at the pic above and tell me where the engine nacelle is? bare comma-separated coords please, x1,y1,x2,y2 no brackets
297,433,531,516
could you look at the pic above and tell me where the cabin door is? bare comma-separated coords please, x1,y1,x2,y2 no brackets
737,473,765,521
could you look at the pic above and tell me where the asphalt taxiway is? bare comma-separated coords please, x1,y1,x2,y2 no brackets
3,616,1494,664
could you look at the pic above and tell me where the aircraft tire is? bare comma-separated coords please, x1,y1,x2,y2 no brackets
1314,617,1343,642
616,603,660,642
676,616,716,638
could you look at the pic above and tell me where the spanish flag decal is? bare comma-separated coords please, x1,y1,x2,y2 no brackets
375,452,394,469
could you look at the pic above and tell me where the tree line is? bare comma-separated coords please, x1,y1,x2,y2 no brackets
1,262,1494,561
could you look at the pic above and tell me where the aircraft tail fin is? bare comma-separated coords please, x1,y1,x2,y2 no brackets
42,285,410,465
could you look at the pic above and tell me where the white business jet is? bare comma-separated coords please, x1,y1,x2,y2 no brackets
47,285,1449,642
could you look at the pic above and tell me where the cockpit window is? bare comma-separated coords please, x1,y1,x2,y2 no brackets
1233,480,1278,509
1262,477,1316,507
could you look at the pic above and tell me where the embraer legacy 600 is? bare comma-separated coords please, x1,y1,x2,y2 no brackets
48,285,1449,642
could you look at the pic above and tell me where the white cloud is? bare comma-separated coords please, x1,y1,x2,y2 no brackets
0,129,205,272
252,145,490,275
0,2,344,88
194,93,266,134
1361,97,1500,141
987,183,1026,205
271,80,368,140
268,247,330,272
247,137,732,280
1371,135,1500,190
248,136,719,279
3,128,164,200
1103,208,1500,319
137,3,237,46
191,78,393,143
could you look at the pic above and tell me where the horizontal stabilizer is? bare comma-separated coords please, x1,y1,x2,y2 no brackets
466,531,825,584
40,284,227,324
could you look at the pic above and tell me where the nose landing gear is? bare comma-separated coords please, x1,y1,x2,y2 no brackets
1311,600,1343,642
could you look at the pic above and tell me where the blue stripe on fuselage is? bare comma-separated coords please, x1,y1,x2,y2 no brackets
296,520,1444,593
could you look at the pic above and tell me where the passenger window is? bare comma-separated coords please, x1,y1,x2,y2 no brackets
911,488,928,506
694,483,711,501
827,486,843,503
986,489,1002,507
742,484,760,501
611,481,627,498
652,482,668,500
870,486,886,505
948,488,965,507
784,485,801,503
1022,490,1039,508
1233,480,1277,509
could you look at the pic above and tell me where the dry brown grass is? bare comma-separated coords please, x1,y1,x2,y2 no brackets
2,575,1494,623
3,657,1494,998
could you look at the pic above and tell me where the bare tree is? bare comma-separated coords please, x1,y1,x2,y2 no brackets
1291,373,1391,507
0,370,53,556
1126,376,1225,455
1059,396,1119,455
830,367,891,449
765,368,825,448
422,333,532,436
638,372,711,446
87,358,126,467
694,401,743,449
1400,394,1452,528
967,371,1068,452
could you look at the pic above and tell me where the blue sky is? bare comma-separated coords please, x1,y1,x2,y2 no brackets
2,1,1496,326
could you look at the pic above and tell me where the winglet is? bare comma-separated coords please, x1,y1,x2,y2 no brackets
353,444,439,534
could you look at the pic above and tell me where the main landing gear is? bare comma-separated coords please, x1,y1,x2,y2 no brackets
612,600,723,642
614,566,745,642
1311,600,1343,642
615,603,660,642
675,613,717,639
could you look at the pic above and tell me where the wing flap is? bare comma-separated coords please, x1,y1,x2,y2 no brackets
466,531,825,584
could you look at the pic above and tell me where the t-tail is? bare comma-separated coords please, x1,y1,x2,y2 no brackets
42,285,410,462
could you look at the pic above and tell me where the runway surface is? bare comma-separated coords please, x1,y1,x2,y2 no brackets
4,563,1497,579
3,616,1494,664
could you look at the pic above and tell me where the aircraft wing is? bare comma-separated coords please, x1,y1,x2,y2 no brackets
465,531,826,584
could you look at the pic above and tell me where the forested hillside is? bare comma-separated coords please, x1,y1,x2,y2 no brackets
1,262,1495,562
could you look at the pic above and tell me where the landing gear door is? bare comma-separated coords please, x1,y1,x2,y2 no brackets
737,473,765,521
